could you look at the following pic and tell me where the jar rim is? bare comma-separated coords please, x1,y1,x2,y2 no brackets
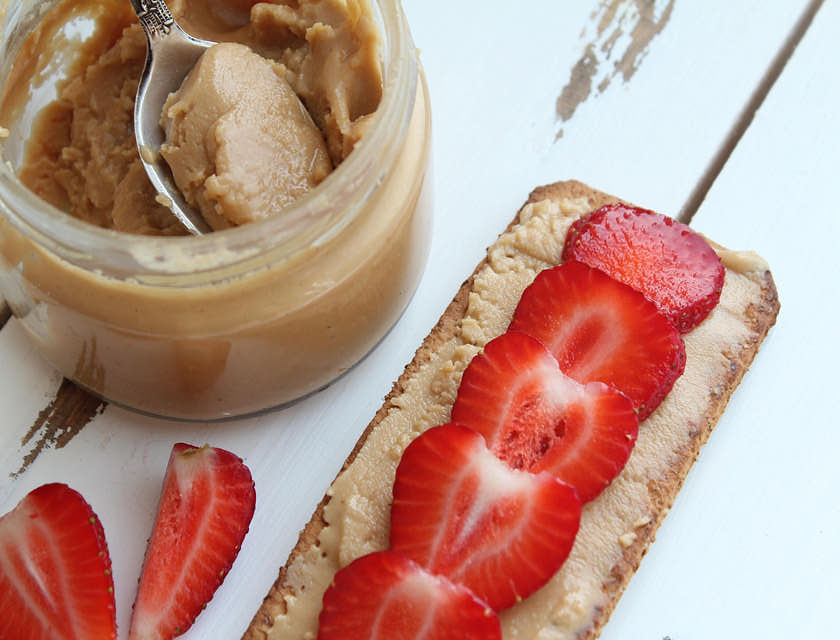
0,0,417,283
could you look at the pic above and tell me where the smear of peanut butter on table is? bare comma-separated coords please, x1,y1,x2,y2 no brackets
556,0,675,137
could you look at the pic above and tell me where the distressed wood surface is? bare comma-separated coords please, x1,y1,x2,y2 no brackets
612,1,838,636
0,0,830,638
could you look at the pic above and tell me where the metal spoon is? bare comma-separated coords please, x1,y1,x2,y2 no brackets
130,0,214,235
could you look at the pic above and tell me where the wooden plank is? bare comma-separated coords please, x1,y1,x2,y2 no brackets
604,0,838,637
404,0,809,250
0,0,817,638
0,321,65,504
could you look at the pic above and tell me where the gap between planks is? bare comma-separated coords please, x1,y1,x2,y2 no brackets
679,0,826,224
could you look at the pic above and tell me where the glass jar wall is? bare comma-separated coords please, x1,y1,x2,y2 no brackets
0,0,432,419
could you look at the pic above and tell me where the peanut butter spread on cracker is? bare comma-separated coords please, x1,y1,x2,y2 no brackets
248,191,775,639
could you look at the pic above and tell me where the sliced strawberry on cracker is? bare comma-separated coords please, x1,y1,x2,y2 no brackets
318,550,501,639
0,483,117,640
509,260,686,419
390,423,581,611
129,443,255,640
562,203,725,333
451,331,638,502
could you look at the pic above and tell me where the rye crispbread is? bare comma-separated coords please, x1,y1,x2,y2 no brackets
244,180,779,640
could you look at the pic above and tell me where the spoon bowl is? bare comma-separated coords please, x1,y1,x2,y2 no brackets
130,0,214,235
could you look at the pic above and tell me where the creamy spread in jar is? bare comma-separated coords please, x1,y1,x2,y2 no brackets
10,0,382,234
0,0,432,419
159,42,333,230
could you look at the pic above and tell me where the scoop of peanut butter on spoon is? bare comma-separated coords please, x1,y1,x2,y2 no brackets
159,43,333,231
130,0,332,235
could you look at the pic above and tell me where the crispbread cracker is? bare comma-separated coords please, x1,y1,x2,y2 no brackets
245,180,779,640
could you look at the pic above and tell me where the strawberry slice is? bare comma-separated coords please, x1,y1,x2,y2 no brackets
508,260,686,419
318,550,501,640
0,483,116,640
451,331,638,502
129,443,256,640
562,203,725,333
390,423,581,611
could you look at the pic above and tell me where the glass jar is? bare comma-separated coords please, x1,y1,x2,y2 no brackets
0,0,432,420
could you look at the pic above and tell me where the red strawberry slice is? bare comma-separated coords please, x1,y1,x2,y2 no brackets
318,550,501,640
0,483,116,640
508,260,686,420
562,203,725,333
390,423,581,611
129,443,256,640
451,331,638,502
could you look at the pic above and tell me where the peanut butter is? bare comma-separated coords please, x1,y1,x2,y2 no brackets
0,0,432,418
11,0,382,234
160,42,332,230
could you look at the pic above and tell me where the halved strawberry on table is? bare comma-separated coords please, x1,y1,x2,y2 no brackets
129,443,256,640
562,203,725,333
508,260,686,420
451,330,638,503
318,549,502,640
0,483,117,640
390,423,581,611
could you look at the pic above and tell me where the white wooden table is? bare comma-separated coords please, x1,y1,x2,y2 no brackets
2,0,837,637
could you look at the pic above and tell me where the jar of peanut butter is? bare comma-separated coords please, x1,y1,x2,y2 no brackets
0,0,432,419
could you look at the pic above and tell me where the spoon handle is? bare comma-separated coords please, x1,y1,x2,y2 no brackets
128,0,176,40
129,0,215,235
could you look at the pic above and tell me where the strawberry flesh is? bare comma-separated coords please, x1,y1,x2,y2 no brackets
0,483,117,640
509,260,686,420
318,550,501,640
390,423,581,610
129,443,256,640
562,203,725,333
451,331,638,503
